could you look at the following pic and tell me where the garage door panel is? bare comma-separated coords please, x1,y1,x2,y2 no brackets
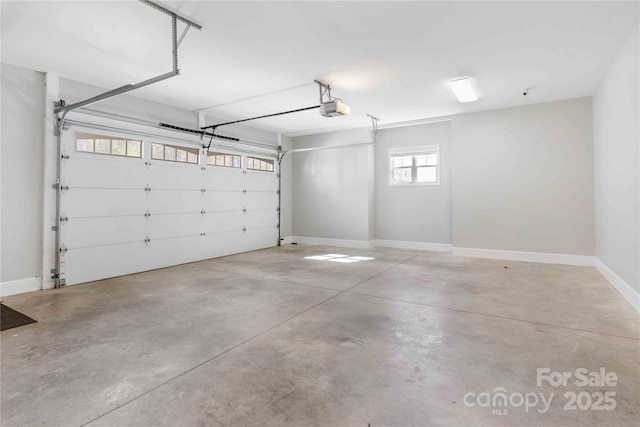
64,156,147,189
242,227,278,252
64,189,146,217
246,171,277,191
147,162,203,188
244,210,276,228
203,193,245,213
204,168,244,190
245,193,278,210
147,213,203,239
64,242,148,285
147,191,205,213
204,211,244,232
143,235,206,269
63,216,147,248
200,230,246,257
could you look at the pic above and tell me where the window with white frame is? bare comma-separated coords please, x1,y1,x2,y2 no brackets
388,145,439,186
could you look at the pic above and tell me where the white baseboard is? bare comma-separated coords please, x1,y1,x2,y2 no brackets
291,236,372,249
373,239,452,252
0,277,41,297
451,247,594,266
290,236,452,252
594,258,640,313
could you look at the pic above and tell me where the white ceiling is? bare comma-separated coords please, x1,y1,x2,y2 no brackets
2,1,638,136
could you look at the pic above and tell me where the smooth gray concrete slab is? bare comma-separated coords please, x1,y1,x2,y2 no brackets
2,245,639,426
88,292,639,427
350,252,640,339
193,244,419,291
1,264,337,426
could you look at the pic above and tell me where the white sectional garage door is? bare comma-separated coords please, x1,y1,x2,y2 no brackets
59,125,278,285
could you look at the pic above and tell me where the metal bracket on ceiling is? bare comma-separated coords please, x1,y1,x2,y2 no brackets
367,114,380,141
314,80,334,103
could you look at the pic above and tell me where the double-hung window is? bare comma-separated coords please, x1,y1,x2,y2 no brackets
388,145,439,186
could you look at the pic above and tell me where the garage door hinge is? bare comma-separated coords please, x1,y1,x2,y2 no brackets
201,187,206,194
52,182,69,192
61,152,70,160
144,185,151,194
51,225,59,231
144,210,151,219
201,166,206,171
59,245,68,256
144,236,151,246
243,226,247,234
60,214,69,224
200,209,206,216
243,188,247,194
276,189,280,195
145,161,151,169
200,231,206,237
242,207,247,214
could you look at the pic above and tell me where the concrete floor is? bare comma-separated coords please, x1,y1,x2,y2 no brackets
1,245,638,426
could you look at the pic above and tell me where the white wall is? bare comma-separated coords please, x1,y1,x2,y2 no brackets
291,98,593,258
375,121,452,244
292,128,373,243
593,25,639,298
1,63,45,293
451,98,594,256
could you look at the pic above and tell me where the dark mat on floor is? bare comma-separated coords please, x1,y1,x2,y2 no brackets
1,304,37,331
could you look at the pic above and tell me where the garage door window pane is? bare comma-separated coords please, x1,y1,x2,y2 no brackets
152,143,164,159
77,139,94,153
111,140,126,156
127,140,141,158
176,148,187,162
164,146,176,161
95,139,110,154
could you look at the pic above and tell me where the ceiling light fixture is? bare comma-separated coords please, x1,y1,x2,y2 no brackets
315,80,351,117
449,77,478,103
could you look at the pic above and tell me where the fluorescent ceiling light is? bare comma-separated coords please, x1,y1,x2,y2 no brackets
449,78,478,103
